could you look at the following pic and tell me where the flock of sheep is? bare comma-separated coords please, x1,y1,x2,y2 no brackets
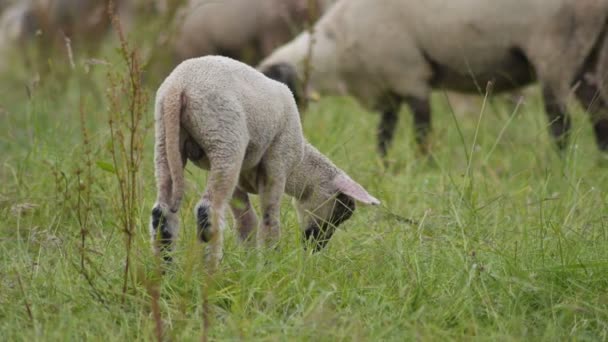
0,0,333,67
3,0,608,268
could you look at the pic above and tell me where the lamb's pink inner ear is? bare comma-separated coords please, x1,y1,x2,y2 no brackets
333,173,380,205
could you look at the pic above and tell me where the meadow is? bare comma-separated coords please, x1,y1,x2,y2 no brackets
1,24,608,341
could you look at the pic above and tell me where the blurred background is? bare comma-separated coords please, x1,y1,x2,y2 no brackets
0,0,334,82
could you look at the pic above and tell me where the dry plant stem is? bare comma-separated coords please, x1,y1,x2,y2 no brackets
201,283,209,342
77,98,93,272
300,0,317,112
106,0,149,304
461,81,493,206
148,284,164,342
70,257,109,307
107,102,131,303
15,270,34,323
63,33,75,70
201,235,214,342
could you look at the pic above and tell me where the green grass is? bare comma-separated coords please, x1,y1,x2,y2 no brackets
1,41,608,341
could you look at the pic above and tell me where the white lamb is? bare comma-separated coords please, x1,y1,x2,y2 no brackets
151,55,380,269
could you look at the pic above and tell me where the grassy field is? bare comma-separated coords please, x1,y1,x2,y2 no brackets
1,31,608,341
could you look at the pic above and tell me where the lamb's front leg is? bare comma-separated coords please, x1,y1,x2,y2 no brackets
257,173,286,248
230,187,258,246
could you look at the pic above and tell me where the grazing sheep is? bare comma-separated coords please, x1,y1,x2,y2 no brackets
41,0,132,42
0,0,129,55
0,1,33,71
0,0,12,12
151,56,379,269
259,0,608,155
173,0,335,64
0,2,35,44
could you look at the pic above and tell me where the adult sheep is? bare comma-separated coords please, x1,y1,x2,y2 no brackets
173,0,335,64
0,0,130,53
259,0,608,156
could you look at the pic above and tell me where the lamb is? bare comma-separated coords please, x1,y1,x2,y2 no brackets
173,0,335,65
150,55,379,270
259,0,608,156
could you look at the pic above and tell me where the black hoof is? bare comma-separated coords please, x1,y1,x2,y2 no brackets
151,206,172,243
197,205,212,242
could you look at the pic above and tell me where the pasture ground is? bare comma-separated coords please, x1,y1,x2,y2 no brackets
1,31,608,341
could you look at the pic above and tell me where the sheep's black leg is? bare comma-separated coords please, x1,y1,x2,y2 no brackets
378,110,398,157
377,97,402,157
405,96,432,154
575,79,608,151
542,86,571,150
595,119,608,151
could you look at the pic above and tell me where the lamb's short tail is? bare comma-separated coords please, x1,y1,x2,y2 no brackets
162,86,186,212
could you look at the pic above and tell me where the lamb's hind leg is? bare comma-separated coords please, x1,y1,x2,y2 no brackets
229,187,258,246
257,172,286,248
196,156,244,272
256,138,290,248
150,205,180,263
150,120,185,262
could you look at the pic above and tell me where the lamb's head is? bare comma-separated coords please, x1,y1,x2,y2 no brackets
290,146,380,251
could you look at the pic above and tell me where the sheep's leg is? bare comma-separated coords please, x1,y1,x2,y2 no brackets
229,187,258,246
377,97,402,157
257,172,286,248
150,205,180,263
406,96,432,154
542,86,571,150
196,161,243,271
575,77,608,151
150,122,187,262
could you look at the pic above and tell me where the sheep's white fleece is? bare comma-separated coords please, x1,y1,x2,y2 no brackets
259,0,608,152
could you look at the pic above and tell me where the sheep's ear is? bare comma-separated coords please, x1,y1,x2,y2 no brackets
332,173,380,205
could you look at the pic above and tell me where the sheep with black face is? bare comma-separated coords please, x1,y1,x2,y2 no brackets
151,56,379,270
259,0,608,156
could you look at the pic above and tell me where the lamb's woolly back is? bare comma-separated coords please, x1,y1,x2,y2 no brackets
155,56,302,209
160,56,297,110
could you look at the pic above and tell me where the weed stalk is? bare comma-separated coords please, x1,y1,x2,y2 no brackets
106,0,149,303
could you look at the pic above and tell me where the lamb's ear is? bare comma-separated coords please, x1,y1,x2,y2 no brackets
332,173,380,205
